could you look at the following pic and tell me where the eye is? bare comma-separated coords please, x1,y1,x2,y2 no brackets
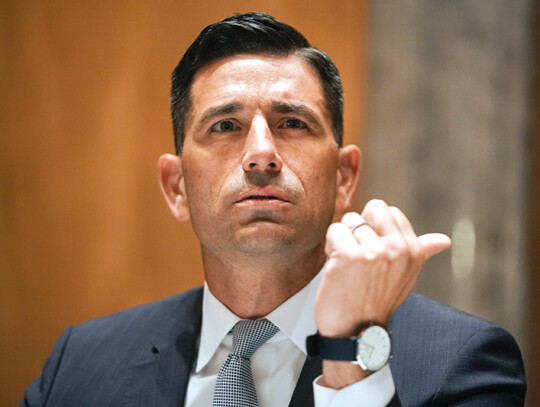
280,118,307,130
211,120,237,133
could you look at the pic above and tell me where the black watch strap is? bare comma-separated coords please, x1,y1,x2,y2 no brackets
306,333,357,361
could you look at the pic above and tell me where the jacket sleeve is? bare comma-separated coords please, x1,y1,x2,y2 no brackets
431,325,526,406
18,327,73,407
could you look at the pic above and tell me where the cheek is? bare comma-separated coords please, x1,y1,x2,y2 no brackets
310,168,338,208
182,147,228,196
285,148,339,205
182,150,239,221
182,160,217,214
181,165,223,242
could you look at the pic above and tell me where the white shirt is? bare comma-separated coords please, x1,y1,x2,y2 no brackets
185,268,395,407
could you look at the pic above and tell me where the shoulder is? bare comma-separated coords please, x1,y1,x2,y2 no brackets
21,287,204,406
390,291,521,362
50,286,204,368
389,292,500,373
391,291,493,334
389,292,526,405
68,286,203,342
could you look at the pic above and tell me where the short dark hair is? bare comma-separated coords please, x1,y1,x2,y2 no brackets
170,12,343,154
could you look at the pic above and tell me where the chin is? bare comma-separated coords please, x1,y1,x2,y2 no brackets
234,224,296,253
234,221,326,258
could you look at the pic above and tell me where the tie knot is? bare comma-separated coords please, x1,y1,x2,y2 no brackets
231,319,279,359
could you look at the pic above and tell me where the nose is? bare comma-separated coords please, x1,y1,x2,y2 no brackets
241,117,283,174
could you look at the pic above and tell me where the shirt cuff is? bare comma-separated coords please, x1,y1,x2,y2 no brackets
312,364,395,407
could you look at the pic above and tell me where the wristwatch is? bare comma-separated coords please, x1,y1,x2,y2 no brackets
306,325,391,372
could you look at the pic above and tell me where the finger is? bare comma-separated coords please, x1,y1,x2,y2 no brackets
340,212,380,246
361,199,402,237
325,222,359,257
340,212,368,229
418,233,452,259
388,206,420,253
388,206,417,241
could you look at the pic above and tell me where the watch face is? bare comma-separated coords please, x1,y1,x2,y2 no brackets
356,326,391,372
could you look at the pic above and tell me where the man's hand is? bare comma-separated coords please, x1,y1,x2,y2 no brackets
316,199,451,338
315,200,451,388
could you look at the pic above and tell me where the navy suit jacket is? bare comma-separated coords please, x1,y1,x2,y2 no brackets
20,288,526,406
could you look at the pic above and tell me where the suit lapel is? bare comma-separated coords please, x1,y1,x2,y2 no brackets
125,288,203,407
288,355,322,407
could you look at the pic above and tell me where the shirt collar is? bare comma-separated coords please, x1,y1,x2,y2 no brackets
195,264,325,373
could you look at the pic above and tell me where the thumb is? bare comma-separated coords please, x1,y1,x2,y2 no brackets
418,233,452,259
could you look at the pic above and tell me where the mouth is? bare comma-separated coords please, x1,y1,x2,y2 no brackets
234,188,291,205
239,195,282,201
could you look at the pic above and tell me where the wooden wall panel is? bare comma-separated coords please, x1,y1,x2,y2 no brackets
528,2,540,404
0,1,367,405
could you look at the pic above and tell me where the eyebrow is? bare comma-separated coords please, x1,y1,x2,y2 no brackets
272,102,322,129
194,101,323,133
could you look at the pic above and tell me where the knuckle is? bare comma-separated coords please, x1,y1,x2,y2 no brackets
373,245,387,259
332,247,359,263
385,238,407,260
361,251,377,263
341,212,359,222
341,212,364,228
326,222,340,236
362,199,389,221
364,245,386,263
366,199,388,211
387,248,405,263
386,236,404,250
410,243,424,261
326,222,348,240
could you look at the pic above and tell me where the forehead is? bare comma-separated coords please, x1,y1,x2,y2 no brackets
189,53,326,116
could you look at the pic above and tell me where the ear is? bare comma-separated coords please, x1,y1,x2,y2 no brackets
157,153,190,223
334,145,361,217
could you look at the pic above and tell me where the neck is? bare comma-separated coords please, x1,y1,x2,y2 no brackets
203,243,327,319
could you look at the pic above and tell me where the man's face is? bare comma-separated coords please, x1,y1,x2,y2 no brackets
179,54,345,258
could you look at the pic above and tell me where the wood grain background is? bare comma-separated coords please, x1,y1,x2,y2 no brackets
0,2,367,405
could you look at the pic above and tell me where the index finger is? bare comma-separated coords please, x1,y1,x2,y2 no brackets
324,222,359,257
361,199,402,238
341,212,380,242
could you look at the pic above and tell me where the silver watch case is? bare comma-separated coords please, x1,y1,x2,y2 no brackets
354,325,391,372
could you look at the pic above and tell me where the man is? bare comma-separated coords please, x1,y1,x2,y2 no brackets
20,12,526,407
